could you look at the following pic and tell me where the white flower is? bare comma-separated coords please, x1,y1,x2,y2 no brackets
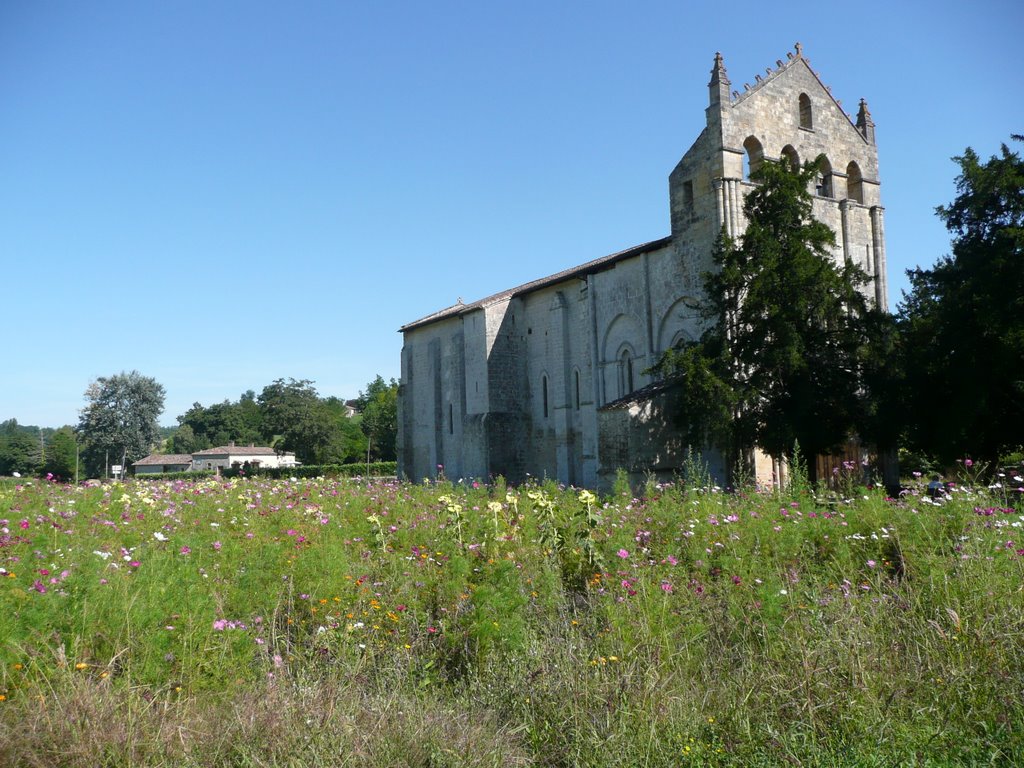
779,589,788,595
153,532,167,542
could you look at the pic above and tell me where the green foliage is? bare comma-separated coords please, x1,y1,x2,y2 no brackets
0,419,42,476
356,375,398,461
42,427,78,481
134,470,217,481
220,461,397,479
77,371,165,477
656,157,885,475
899,137,1024,465
257,378,365,465
176,396,262,451
2,476,1022,765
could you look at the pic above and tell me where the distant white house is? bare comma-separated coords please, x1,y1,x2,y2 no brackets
133,442,299,475
190,443,299,471
133,454,194,475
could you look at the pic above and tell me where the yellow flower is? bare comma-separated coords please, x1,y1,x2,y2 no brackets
75,662,88,670
0,695,6,702
13,663,22,670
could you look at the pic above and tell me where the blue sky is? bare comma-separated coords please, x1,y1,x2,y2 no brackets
2,0,1021,428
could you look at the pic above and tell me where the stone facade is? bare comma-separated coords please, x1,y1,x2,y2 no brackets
398,46,887,490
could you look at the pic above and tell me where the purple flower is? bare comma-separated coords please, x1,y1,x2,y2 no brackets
616,549,629,559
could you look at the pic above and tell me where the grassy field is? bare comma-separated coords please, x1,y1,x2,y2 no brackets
1,469,1022,766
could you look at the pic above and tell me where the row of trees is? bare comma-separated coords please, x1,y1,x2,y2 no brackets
173,376,397,466
0,420,77,478
2,374,397,480
657,136,1022,479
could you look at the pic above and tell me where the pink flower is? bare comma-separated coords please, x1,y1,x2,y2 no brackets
666,555,678,566
180,545,191,555
128,560,140,568
660,581,673,593
617,549,630,559
867,560,876,568
212,619,227,631
212,541,222,551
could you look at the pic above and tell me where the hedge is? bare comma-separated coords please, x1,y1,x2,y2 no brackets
220,462,397,480
134,470,217,482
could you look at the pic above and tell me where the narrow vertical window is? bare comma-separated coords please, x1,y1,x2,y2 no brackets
799,93,812,129
781,145,800,172
846,161,864,203
742,136,764,180
815,156,833,198
574,370,581,410
682,180,694,208
619,349,635,397
449,403,454,434
542,375,549,418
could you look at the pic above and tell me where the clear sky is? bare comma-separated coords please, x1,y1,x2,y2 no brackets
2,0,1021,428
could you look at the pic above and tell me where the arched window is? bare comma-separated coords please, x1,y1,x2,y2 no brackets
799,93,813,129
781,144,800,172
742,136,763,180
815,156,833,198
846,161,863,203
619,349,635,398
541,375,549,419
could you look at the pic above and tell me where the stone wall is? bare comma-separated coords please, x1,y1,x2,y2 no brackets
398,46,887,490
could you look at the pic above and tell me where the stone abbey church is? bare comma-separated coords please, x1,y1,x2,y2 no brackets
397,45,888,489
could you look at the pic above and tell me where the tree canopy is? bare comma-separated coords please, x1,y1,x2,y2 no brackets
898,137,1024,464
356,375,398,462
77,371,165,477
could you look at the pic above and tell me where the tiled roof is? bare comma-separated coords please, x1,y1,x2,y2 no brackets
192,445,282,457
597,377,682,411
400,237,672,332
133,454,193,466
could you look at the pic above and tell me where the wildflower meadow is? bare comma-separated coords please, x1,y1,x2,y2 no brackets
1,469,1022,766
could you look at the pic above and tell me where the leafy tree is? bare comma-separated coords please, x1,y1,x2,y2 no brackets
0,419,42,476
176,395,263,450
44,427,78,481
319,400,369,464
656,156,883,478
899,137,1024,464
170,423,200,454
356,376,398,461
258,379,337,464
77,371,165,477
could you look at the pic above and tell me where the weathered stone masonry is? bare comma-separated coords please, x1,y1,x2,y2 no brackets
397,46,887,490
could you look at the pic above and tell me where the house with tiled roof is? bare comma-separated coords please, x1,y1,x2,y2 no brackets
133,454,194,474
190,443,299,471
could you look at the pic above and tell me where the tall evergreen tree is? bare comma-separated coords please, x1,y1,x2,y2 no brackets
899,138,1024,464
656,156,883,475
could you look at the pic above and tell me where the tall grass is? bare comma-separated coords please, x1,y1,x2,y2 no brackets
1,473,1021,766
